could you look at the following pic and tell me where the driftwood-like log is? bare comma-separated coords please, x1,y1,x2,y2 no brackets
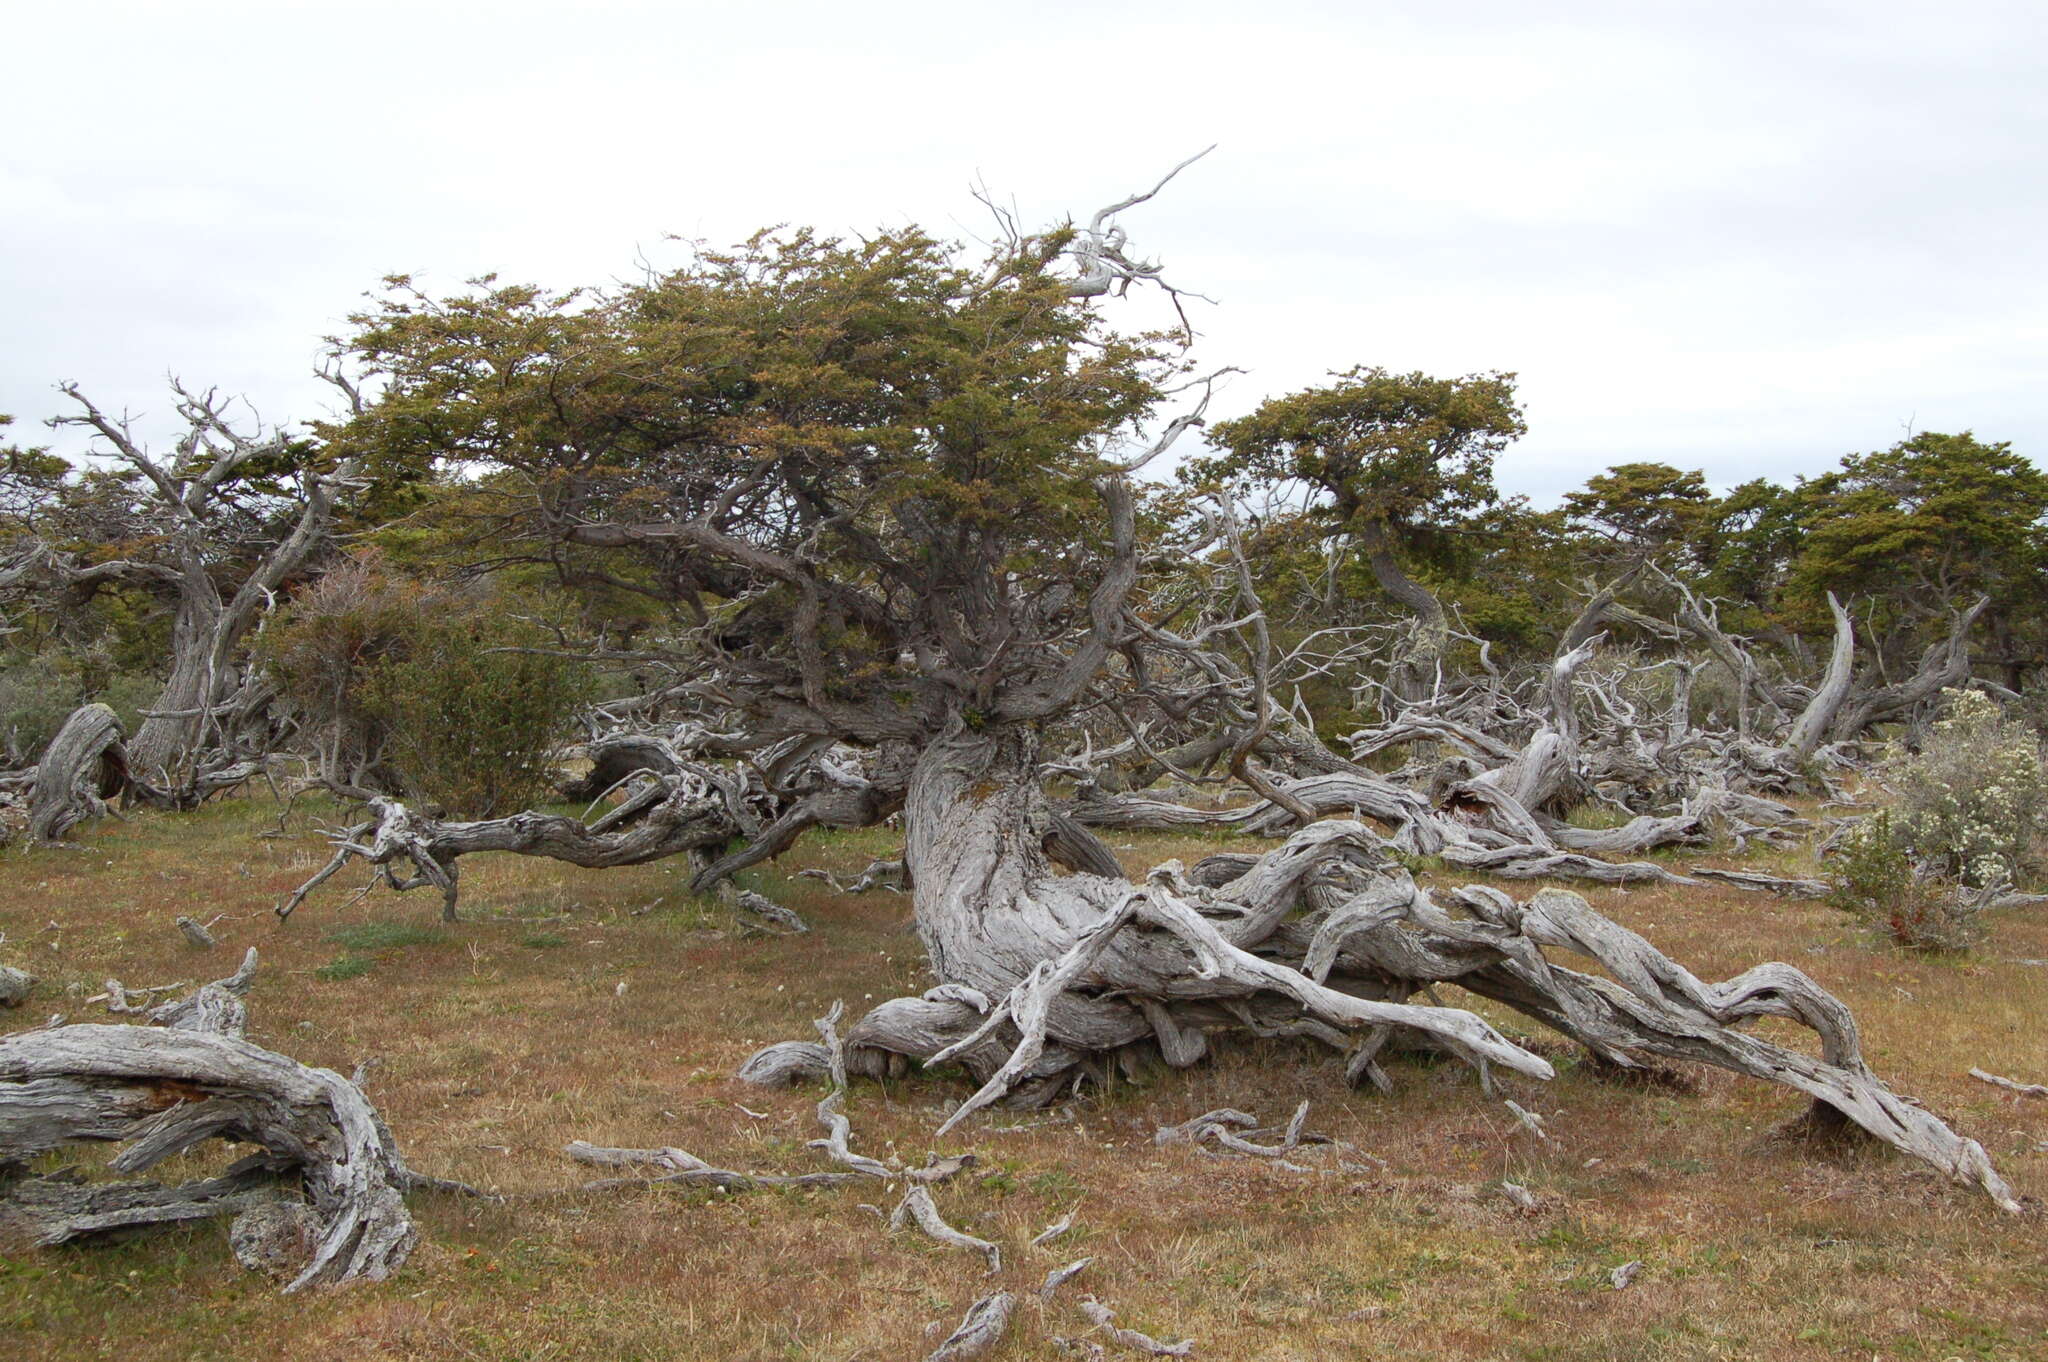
1688,867,1832,898
29,703,127,843
0,1023,419,1290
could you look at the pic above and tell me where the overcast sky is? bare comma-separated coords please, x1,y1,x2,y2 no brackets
5,1,2043,501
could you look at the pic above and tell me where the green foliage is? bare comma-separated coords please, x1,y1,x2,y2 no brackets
361,613,590,819
1826,810,1969,952
1785,433,2047,622
264,554,592,816
0,655,89,760
323,921,449,952
0,652,160,763
1876,688,2048,888
329,229,1184,736
1831,690,2048,951
1562,462,1713,559
1198,367,1524,551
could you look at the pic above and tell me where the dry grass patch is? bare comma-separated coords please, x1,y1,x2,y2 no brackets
0,798,2043,1359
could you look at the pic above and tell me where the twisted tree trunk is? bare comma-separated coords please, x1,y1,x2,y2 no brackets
757,721,2016,1211
29,703,128,843
1358,522,1449,704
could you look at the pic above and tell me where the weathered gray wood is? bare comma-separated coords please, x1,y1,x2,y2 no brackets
1970,1068,2048,1099
29,703,125,843
1077,1299,1193,1356
891,1184,1001,1274
1689,867,1831,898
927,1291,1016,1362
562,1139,861,1192
0,1022,420,1288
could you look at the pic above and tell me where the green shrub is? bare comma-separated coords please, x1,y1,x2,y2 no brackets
263,555,591,817
1878,688,2048,889
361,614,590,818
1827,689,2048,954
1828,810,1978,952
0,653,164,763
0,655,85,761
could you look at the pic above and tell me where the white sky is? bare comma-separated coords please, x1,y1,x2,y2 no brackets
4,0,2043,501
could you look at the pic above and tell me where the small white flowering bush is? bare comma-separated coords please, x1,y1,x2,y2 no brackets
1831,689,2048,951
1879,688,2048,889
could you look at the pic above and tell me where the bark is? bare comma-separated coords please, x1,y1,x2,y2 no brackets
744,735,2014,1211
29,703,128,842
1358,520,1448,703
0,1022,421,1289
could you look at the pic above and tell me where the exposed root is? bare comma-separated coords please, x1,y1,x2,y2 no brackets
1689,867,1832,898
735,1041,831,1087
926,1291,1015,1362
1971,1068,2048,1100
1078,1298,1193,1356
739,799,2016,1211
799,856,908,896
1031,1209,1078,1246
563,1141,863,1192
1041,1256,1093,1304
892,1184,1001,1274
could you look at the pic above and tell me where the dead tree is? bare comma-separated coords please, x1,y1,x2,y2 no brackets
0,953,436,1289
3,374,363,790
318,164,2018,1211
27,702,128,842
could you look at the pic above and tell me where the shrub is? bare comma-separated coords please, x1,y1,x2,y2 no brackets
361,614,590,819
0,653,163,763
263,555,592,818
1878,688,2048,889
1828,810,1980,952
0,654,86,761
258,556,426,788
1829,689,2048,952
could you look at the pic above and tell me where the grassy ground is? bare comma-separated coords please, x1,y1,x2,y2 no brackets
1,797,2045,1361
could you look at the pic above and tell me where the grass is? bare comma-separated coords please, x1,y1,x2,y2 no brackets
1,795,2045,1360
322,922,450,953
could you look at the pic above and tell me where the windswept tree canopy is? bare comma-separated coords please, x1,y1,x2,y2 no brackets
336,226,1199,746
1197,366,1525,553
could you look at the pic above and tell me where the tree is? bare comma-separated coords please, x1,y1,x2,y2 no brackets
1198,368,1526,701
0,379,363,788
284,172,2021,1210
1783,432,2047,686
1561,461,1713,563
